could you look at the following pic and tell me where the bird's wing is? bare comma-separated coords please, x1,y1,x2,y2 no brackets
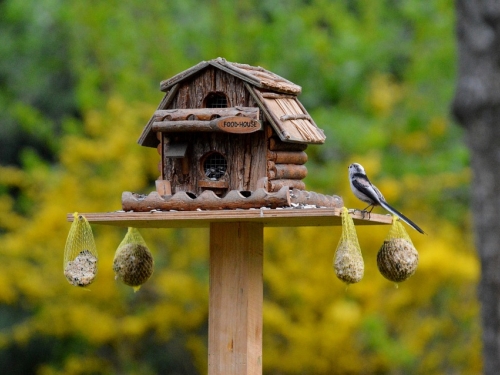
351,174,382,205
371,183,386,202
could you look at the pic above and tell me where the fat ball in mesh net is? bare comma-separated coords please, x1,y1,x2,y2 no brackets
333,207,364,284
377,216,419,283
113,227,154,292
63,212,98,287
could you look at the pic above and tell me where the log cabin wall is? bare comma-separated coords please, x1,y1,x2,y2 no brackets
266,135,308,192
161,67,267,196
164,132,267,195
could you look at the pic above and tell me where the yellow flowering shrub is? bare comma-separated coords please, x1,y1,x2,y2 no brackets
0,96,480,374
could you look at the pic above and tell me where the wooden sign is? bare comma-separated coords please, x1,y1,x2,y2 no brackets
216,116,261,134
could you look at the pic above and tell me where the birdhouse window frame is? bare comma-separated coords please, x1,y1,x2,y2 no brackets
204,91,229,108
201,151,228,181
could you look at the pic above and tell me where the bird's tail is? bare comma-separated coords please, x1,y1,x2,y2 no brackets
379,201,425,234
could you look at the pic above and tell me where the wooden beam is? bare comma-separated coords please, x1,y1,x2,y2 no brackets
267,163,308,180
261,92,296,99
152,117,262,133
121,188,291,211
153,120,222,132
267,150,308,165
160,60,211,92
154,107,259,122
208,222,263,375
66,208,393,228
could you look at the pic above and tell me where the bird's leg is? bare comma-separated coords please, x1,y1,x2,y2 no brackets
363,204,375,213
360,204,374,219
351,208,365,215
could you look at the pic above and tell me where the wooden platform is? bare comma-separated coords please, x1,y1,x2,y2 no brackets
66,208,392,228
67,207,391,374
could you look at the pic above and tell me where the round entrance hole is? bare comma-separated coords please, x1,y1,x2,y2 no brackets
202,152,227,181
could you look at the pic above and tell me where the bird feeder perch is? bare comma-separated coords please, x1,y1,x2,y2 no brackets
67,58,391,375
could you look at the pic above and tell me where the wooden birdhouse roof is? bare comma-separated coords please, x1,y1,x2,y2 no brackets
160,58,302,95
138,58,325,147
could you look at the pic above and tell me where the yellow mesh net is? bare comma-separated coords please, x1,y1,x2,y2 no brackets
333,207,364,284
387,216,413,243
117,226,148,248
377,216,419,283
113,227,154,292
63,212,98,287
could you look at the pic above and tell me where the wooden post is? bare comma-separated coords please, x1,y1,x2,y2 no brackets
69,210,391,375
209,222,263,375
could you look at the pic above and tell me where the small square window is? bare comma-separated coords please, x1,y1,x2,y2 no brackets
205,92,228,108
202,152,227,180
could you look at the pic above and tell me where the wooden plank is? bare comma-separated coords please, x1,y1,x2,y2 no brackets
66,208,393,228
294,96,324,138
261,92,296,99
160,61,211,92
155,180,171,195
154,107,259,122
153,120,221,132
164,143,188,158
152,118,262,133
253,88,326,144
245,84,290,141
280,114,312,122
208,222,263,375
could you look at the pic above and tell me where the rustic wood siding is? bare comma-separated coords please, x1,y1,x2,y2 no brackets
162,68,265,195
171,67,255,109
266,137,309,192
164,132,266,195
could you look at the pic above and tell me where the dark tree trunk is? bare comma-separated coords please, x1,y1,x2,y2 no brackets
452,1,500,373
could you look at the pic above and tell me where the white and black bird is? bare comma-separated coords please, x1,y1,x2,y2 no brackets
348,163,425,234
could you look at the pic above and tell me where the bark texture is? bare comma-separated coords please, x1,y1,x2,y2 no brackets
452,1,500,373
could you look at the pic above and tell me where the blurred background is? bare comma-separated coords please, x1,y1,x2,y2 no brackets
0,0,479,374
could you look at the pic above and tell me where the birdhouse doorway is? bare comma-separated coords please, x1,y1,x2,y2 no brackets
199,151,229,196
204,92,229,108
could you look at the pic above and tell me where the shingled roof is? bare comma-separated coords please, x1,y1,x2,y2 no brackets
159,57,302,95
138,58,325,147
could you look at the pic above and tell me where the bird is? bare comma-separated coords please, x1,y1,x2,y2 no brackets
348,163,425,234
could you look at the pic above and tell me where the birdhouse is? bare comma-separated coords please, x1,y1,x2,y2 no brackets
67,58,395,375
123,58,342,211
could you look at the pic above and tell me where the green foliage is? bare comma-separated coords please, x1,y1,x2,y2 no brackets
0,0,479,374
0,0,76,165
